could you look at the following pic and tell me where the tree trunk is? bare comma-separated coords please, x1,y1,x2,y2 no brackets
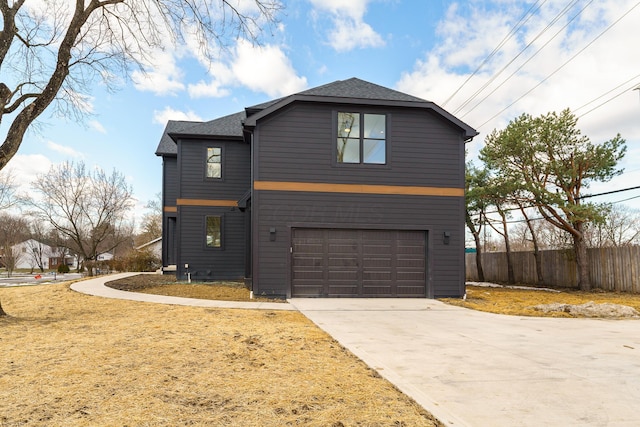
522,209,544,285
573,223,591,291
499,209,515,285
466,213,485,281
473,234,485,282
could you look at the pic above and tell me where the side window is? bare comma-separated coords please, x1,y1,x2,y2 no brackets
206,147,222,178
337,112,386,164
205,216,222,248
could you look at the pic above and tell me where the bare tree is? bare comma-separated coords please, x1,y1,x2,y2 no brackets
0,169,17,209
24,160,134,276
0,212,28,276
27,220,52,272
137,192,162,245
584,204,640,247
0,0,282,171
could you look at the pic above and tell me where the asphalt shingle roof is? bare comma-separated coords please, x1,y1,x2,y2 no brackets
154,111,246,156
155,78,472,156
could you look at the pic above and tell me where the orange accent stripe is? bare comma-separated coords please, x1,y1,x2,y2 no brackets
254,181,463,197
176,199,238,207
164,206,177,212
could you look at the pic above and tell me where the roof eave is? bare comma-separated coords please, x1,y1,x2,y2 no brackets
244,94,478,139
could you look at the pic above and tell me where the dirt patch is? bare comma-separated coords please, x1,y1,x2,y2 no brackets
441,284,640,319
105,274,285,303
0,282,440,426
531,301,640,318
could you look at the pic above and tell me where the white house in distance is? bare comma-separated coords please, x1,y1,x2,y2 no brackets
136,237,161,259
7,239,77,271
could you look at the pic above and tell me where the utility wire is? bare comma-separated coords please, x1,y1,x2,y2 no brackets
442,0,546,107
458,0,591,118
576,80,640,118
578,185,640,200
454,0,583,116
573,72,640,114
477,1,640,130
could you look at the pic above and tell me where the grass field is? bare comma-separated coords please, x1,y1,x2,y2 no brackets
0,280,440,426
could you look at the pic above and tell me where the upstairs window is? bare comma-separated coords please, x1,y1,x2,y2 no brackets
337,112,386,164
206,147,222,178
205,216,222,248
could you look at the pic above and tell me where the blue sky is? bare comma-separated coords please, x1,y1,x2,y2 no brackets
5,0,640,224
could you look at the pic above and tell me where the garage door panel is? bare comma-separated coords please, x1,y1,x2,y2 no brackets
292,228,426,297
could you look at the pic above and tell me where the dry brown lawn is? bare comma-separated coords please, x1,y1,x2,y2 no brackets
442,285,640,318
0,279,440,427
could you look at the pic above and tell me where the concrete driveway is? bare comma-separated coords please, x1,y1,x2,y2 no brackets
289,298,640,427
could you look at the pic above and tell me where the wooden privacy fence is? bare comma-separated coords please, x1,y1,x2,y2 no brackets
465,246,640,293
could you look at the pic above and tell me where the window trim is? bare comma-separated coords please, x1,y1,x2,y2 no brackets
204,214,224,250
333,111,390,168
204,145,224,181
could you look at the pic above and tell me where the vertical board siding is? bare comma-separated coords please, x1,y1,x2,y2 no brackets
466,246,640,292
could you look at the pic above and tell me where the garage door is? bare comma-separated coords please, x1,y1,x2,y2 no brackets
291,228,426,297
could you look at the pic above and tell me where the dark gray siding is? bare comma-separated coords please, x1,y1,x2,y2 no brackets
255,103,464,188
162,157,178,206
161,157,178,269
172,138,250,281
176,206,246,281
252,102,466,298
253,191,465,298
178,138,250,200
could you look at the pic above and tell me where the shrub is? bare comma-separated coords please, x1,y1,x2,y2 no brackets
57,263,70,274
119,249,161,272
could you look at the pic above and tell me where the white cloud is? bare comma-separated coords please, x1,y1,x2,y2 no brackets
231,40,308,97
132,50,185,96
397,0,640,209
152,107,203,125
46,141,84,158
3,154,53,195
188,39,308,99
309,0,385,51
396,0,640,140
89,120,107,134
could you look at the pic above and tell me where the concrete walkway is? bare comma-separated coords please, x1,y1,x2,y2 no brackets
70,272,295,310
71,274,640,426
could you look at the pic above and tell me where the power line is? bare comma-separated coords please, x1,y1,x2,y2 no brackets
573,72,640,114
477,1,640,130
578,185,640,200
576,80,640,118
442,0,546,108
458,0,591,118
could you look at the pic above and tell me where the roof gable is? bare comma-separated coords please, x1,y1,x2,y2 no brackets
243,78,477,140
297,78,427,102
155,111,247,156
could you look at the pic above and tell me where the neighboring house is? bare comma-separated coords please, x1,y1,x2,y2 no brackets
136,237,162,259
96,252,114,262
155,78,477,298
7,239,77,271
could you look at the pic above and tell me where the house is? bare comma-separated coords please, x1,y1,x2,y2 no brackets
96,252,114,262
5,239,76,271
155,78,477,298
136,237,162,259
